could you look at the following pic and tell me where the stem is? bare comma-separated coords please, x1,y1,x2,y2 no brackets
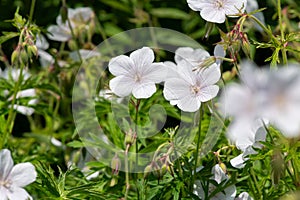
125,144,130,200
29,0,36,23
66,11,82,63
192,107,203,192
135,99,140,170
277,0,288,65
250,168,263,199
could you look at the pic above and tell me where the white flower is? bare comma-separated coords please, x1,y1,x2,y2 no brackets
0,149,37,200
69,49,101,62
220,62,300,140
230,123,267,168
235,192,253,200
47,7,94,42
1,69,37,115
194,164,236,200
187,0,247,23
163,59,220,112
108,47,167,99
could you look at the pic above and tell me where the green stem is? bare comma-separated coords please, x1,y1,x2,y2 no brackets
277,0,288,65
66,13,82,63
192,107,203,192
125,145,130,200
250,168,263,199
29,0,36,23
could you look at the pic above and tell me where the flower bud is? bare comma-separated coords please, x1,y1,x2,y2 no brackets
11,49,19,64
143,164,152,179
28,45,38,57
124,129,136,146
110,177,118,187
60,5,68,24
20,49,28,64
111,154,121,176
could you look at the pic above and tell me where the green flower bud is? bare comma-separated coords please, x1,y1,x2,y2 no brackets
143,164,152,179
111,154,121,176
11,49,19,64
124,129,136,146
20,49,28,64
28,45,38,57
60,5,68,24
219,162,227,174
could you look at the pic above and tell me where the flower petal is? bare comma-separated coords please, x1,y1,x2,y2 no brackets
109,76,135,97
130,47,154,71
200,8,226,23
9,162,37,187
163,78,190,101
177,95,201,112
0,149,13,181
198,64,221,87
142,63,168,83
198,85,219,102
47,25,71,42
0,186,9,200
230,154,246,169
132,82,156,99
6,187,32,200
108,55,135,76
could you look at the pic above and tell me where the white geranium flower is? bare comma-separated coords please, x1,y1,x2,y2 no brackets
108,47,167,99
47,7,94,42
194,164,236,200
163,59,220,112
187,0,247,23
0,149,37,200
1,69,37,115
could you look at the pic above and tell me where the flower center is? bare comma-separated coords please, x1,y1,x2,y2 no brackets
134,73,142,82
0,180,12,189
191,85,200,95
215,0,224,9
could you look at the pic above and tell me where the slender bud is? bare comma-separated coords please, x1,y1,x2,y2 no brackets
124,129,136,146
60,5,68,23
111,154,121,176
143,164,152,179
219,162,227,174
11,49,19,64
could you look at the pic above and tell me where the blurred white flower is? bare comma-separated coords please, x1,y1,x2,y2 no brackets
187,0,247,23
235,192,253,200
97,89,124,103
220,62,300,141
0,149,37,200
35,35,55,68
194,164,236,200
246,0,265,32
1,69,37,115
69,49,101,61
47,7,94,42
163,59,220,112
108,47,167,99
230,123,267,168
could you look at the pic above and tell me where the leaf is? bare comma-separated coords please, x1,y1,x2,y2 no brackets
67,140,84,148
0,32,19,45
151,8,190,20
98,0,131,13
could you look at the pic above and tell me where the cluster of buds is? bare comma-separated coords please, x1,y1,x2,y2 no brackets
11,27,38,65
144,153,174,180
217,23,251,62
124,129,137,150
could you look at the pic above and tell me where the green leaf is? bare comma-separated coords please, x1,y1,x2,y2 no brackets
151,8,190,20
98,0,131,13
67,140,84,148
0,32,19,45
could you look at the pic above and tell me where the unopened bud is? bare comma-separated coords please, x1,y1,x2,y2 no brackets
144,164,152,179
20,49,28,64
60,6,68,23
111,154,121,176
193,56,217,71
11,49,19,64
28,45,38,57
110,177,118,187
125,129,136,146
